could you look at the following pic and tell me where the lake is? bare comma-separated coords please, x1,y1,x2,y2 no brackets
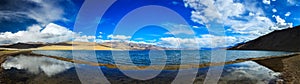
0,50,292,84
32,50,291,65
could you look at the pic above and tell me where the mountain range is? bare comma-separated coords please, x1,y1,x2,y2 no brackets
2,25,300,51
229,25,300,51
0,41,171,50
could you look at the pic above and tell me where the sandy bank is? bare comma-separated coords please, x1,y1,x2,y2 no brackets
254,53,300,83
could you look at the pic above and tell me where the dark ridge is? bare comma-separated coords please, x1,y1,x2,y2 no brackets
0,42,73,49
0,43,45,49
51,43,73,46
228,25,300,52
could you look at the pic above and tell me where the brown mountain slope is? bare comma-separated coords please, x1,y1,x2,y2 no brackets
100,42,171,50
228,26,300,51
0,41,171,50
0,42,72,49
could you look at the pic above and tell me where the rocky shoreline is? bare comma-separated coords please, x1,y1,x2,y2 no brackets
254,53,300,83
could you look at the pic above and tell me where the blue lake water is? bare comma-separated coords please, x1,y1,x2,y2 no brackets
0,50,292,83
33,50,291,66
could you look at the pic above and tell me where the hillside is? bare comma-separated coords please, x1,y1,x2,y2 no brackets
229,25,300,51
100,42,170,50
0,41,170,50
37,42,115,50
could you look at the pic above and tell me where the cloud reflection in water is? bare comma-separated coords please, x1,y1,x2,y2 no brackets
1,55,74,76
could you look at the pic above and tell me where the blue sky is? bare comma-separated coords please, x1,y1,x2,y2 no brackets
0,0,299,48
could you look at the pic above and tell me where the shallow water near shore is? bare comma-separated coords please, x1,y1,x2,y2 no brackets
0,50,291,83
33,50,291,65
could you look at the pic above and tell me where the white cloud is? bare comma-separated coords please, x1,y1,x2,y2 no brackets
287,0,299,6
98,33,239,48
272,8,277,13
158,34,237,48
192,26,200,28
263,0,271,5
27,0,69,25
41,23,74,35
0,23,95,44
184,0,247,24
0,0,72,25
2,55,73,76
273,15,288,25
0,11,28,23
227,16,274,36
249,12,255,16
107,34,131,41
184,0,222,24
272,15,293,29
128,41,157,45
162,23,195,35
285,12,291,16
97,32,104,39
183,0,292,45
95,37,157,45
74,35,96,42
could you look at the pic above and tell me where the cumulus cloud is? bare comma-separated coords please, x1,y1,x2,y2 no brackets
184,0,246,24
184,1,219,24
74,35,96,42
107,34,131,41
183,0,292,44
158,34,237,48
285,12,291,16
0,23,95,44
272,8,277,13
249,12,255,16
1,55,73,76
262,0,271,5
97,33,238,48
227,16,274,36
272,15,293,29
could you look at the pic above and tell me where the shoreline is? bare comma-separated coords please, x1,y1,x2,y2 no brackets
0,50,299,83
1,50,296,70
254,53,300,83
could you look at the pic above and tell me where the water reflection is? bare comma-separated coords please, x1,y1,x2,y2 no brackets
218,61,280,83
0,54,281,83
1,55,74,76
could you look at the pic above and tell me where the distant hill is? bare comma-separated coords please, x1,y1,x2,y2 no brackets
228,25,300,51
0,41,171,50
100,42,171,50
0,42,71,49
